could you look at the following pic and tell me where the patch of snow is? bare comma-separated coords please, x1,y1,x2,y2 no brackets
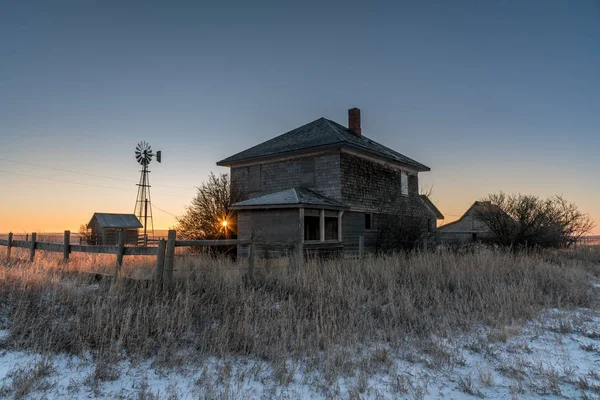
0,307,599,399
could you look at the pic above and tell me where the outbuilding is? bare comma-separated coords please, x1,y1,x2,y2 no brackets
86,213,142,245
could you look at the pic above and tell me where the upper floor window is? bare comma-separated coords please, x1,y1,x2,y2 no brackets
365,213,373,230
401,171,408,196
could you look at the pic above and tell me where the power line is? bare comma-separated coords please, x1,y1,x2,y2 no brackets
0,157,194,190
152,203,180,218
0,168,193,199
0,169,130,191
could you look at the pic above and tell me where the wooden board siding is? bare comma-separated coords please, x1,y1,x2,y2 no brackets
342,211,379,252
237,209,300,258
101,229,138,246
437,212,496,245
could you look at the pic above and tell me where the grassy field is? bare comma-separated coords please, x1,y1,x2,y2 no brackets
0,246,599,398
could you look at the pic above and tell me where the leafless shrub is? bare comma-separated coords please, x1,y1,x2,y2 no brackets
475,192,595,249
375,190,433,252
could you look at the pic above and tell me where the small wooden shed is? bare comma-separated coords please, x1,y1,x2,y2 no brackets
86,213,143,245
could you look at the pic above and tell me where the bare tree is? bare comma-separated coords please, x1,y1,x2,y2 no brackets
176,172,242,240
78,224,95,245
419,183,434,198
474,192,594,248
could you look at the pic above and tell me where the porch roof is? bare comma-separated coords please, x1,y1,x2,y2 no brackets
231,188,347,210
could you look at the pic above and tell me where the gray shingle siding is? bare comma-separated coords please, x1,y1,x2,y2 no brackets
340,153,429,218
232,153,341,202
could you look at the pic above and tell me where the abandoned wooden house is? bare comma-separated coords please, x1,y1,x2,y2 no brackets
437,201,500,244
217,108,443,256
86,213,142,245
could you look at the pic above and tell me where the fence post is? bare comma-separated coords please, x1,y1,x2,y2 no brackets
115,229,125,279
29,233,36,262
164,230,176,292
155,239,166,288
358,235,364,263
6,232,12,261
63,230,70,263
247,233,255,282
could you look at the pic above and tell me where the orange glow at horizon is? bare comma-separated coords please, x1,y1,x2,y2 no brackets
1,199,598,236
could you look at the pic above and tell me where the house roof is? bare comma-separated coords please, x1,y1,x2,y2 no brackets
231,188,348,210
217,117,430,171
419,195,444,219
437,201,504,231
87,213,143,229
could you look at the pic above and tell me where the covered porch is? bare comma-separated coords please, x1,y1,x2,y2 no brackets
231,188,348,258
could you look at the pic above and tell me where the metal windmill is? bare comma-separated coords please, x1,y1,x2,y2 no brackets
133,141,161,245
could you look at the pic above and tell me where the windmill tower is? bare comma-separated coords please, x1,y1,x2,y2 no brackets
133,141,161,245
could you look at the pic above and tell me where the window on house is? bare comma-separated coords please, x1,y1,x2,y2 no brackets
401,171,409,196
365,213,372,230
304,217,319,240
304,209,320,241
324,210,339,240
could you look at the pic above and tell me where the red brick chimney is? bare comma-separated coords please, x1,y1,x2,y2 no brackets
348,107,361,136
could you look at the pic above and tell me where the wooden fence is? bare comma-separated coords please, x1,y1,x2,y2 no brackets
574,235,600,246
0,230,255,292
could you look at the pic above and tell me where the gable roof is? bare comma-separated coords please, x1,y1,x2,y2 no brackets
437,201,505,231
87,213,143,229
231,188,347,210
419,195,444,219
217,117,430,171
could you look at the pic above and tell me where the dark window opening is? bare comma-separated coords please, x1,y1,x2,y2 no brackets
325,217,338,241
304,216,320,241
365,213,372,230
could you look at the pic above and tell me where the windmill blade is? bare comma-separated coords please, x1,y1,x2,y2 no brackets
135,141,156,165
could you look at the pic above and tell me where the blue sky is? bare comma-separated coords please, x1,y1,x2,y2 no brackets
0,1,598,232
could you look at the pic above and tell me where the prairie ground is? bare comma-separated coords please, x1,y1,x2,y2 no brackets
0,245,599,399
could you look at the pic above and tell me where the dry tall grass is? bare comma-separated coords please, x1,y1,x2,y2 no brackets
0,246,595,371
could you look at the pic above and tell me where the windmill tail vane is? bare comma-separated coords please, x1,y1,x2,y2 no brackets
133,141,161,245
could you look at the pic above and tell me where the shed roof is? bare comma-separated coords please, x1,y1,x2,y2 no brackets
217,117,429,171
87,213,143,229
419,195,445,219
231,188,347,210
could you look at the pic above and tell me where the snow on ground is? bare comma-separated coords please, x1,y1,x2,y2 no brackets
1,302,599,398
